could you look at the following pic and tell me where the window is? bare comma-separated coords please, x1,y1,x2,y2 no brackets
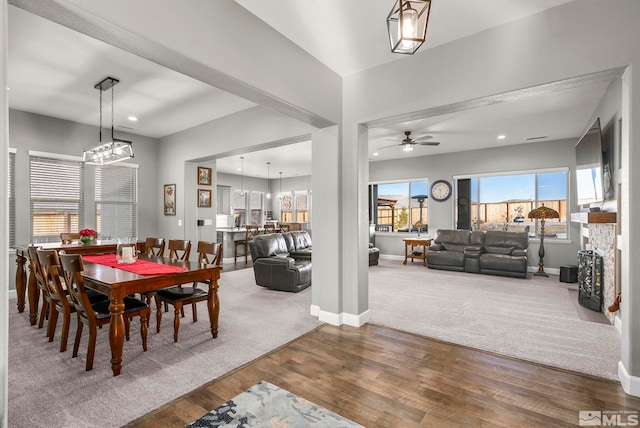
249,191,263,225
8,149,16,249
370,180,429,232
233,190,247,226
457,168,568,239
281,193,292,222
95,163,138,239
30,152,84,243
295,191,309,222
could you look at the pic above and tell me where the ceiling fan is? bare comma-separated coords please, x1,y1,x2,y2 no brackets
379,131,440,152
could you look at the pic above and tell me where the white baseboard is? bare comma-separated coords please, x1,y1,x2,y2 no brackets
615,315,622,333
9,289,17,300
618,361,640,397
309,305,370,327
380,254,404,261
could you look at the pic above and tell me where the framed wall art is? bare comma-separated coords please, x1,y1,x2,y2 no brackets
198,189,212,208
164,184,176,215
198,166,212,186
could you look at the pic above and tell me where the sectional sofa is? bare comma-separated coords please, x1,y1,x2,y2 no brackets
426,229,530,279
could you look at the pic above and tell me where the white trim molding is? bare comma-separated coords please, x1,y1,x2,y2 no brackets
309,305,371,327
618,361,640,397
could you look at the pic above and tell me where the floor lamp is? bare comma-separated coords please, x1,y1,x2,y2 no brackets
411,194,428,238
527,204,560,277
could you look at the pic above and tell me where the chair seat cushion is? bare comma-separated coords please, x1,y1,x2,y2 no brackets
156,286,207,303
90,296,148,320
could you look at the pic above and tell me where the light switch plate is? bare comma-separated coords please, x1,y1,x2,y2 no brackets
204,219,213,226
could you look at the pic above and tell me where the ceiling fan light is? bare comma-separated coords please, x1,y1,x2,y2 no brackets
402,143,414,152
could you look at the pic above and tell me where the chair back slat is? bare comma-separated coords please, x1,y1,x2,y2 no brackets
144,237,165,256
245,225,260,241
168,239,191,261
197,241,223,266
59,254,95,317
263,224,276,234
36,249,67,308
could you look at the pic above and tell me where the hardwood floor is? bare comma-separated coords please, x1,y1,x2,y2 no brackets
127,323,640,427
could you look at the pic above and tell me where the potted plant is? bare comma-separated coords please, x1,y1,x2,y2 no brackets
79,228,97,244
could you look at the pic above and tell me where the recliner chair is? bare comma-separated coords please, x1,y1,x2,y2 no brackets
249,233,312,293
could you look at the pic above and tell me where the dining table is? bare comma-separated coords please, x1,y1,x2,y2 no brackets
14,240,145,326
79,254,221,376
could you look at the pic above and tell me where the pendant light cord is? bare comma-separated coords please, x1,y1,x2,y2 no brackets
99,86,103,143
111,84,115,142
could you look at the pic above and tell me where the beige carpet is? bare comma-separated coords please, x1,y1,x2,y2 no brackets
8,268,321,428
368,259,621,381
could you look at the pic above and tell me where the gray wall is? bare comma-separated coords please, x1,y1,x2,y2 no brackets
370,138,581,270
7,109,160,290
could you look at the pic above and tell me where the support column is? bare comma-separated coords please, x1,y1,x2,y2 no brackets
618,65,640,397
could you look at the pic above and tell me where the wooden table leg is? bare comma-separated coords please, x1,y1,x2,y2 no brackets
207,273,220,339
15,253,27,313
422,243,427,267
108,297,126,376
403,242,408,265
28,264,39,326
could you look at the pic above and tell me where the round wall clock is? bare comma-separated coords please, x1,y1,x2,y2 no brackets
430,180,452,202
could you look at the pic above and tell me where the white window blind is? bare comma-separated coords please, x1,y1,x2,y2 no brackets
9,150,16,248
95,164,138,239
30,154,84,243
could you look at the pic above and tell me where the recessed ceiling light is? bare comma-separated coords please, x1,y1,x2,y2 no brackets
236,167,241,171
497,135,506,140
373,152,379,156
127,116,138,122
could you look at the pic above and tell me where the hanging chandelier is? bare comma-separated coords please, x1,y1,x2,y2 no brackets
386,0,431,55
240,156,245,196
83,76,134,165
266,162,271,199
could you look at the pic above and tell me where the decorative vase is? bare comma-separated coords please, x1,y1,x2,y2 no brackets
80,236,94,245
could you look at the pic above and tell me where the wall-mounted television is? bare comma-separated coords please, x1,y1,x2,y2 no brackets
575,118,611,207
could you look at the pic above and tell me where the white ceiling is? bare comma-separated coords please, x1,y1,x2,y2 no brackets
234,0,576,76
7,1,609,180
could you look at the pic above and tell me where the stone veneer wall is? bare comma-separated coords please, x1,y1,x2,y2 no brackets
588,223,617,323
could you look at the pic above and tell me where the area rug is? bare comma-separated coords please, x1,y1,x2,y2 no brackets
369,259,621,380
187,381,362,427
8,268,322,428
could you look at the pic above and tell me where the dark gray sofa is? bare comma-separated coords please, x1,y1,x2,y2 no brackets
427,229,529,279
248,231,312,292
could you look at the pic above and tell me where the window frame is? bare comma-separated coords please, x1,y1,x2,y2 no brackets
454,166,569,240
29,151,85,244
8,148,16,249
94,162,139,240
369,178,429,233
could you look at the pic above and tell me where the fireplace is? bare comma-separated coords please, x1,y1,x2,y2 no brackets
578,250,603,312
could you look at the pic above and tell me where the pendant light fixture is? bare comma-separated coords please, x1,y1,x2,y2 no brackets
240,156,245,196
387,0,431,55
266,162,271,199
83,76,134,164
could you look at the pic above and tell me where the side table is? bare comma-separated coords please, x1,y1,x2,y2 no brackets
403,238,432,266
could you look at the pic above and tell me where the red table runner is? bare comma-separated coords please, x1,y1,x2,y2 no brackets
82,254,186,275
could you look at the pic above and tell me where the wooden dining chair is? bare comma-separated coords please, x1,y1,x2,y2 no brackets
278,223,290,233
144,237,165,256
263,223,276,234
36,249,75,352
60,233,80,244
28,246,50,332
154,241,222,342
167,239,191,261
234,225,259,263
58,253,149,371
